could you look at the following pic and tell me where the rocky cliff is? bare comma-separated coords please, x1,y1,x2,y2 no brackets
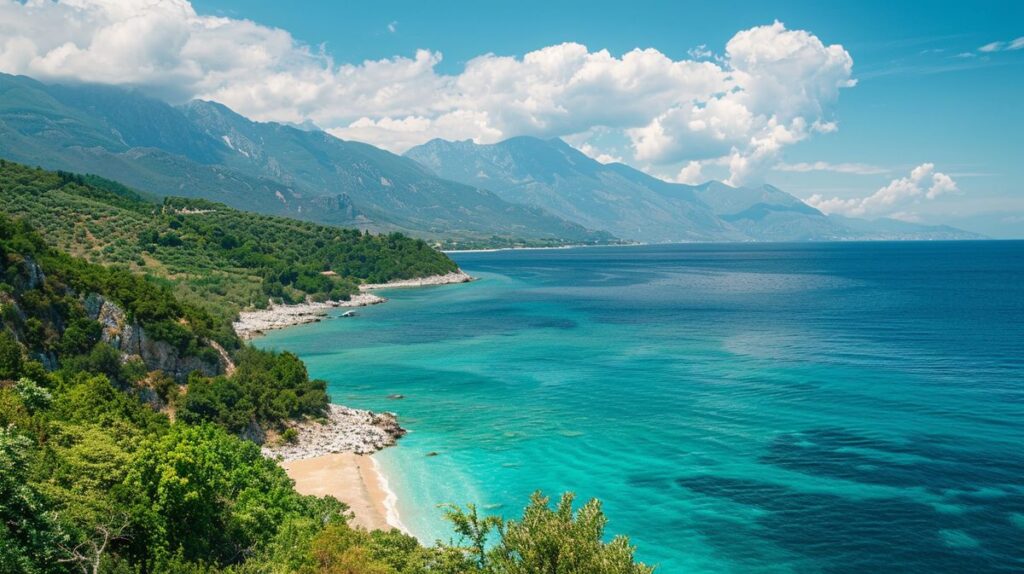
84,294,221,380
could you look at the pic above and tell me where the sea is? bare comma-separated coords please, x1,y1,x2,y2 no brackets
255,241,1024,573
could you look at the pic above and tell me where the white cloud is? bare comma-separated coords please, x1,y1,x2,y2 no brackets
387,21,397,34
576,142,623,164
627,21,855,185
0,3,855,184
806,163,959,217
674,161,705,184
687,44,714,60
978,37,1024,53
774,161,889,175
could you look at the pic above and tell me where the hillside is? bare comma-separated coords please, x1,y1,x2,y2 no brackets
0,160,459,327
406,136,983,243
827,214,987,240
0,73,611,247
690,181,845,241
406,137,741,243
0,213,651,573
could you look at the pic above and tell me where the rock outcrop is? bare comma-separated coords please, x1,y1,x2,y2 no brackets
262,404,407,461
85,294,220,380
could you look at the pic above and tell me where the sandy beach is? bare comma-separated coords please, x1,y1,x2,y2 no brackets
283,453,403,532
244,270,473,533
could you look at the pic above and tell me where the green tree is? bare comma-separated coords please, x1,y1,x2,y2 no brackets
444,492,654,574
0,427,63,573
0,329,23,380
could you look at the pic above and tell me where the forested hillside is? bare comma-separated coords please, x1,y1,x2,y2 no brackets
0,212,652,574
0,160,458,326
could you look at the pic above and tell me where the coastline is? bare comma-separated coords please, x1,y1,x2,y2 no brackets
443,242,638,254
233,270,472,340
245,270,473,533
358,270,473,290
233,293,385,340
283,452,407,533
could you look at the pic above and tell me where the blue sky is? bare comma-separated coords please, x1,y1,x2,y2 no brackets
2,0,1020,236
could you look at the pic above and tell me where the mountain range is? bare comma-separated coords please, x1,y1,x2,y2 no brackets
406,137,983,242
0,72,982,244
0,73,607,246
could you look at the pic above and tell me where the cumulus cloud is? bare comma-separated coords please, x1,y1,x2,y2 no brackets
674,161,705,184
806,163,959,218
625,21,855,184
0,2,855,184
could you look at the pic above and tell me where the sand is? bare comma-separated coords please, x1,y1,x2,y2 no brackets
283,452,402,532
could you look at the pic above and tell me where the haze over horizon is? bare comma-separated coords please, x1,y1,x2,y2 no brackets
0,0,1020,237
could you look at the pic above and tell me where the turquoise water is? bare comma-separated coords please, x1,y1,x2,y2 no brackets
257,242,1024,573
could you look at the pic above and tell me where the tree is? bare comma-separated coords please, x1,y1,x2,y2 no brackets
14,377,51,413
442,502,502,570
57,513,131,574
0,427,63,573
0,329,23,380
122,424,325,566
443,492,655,574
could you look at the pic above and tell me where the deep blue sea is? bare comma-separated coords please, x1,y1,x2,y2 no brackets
257,242,1024,573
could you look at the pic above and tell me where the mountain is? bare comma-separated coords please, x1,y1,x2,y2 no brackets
0,73,610,246
407,136,983,243
827,214,987,240
0,73,981,245
406,137,852,242
406,137,740,243
690,181,846,241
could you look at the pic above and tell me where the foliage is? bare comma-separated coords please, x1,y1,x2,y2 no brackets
0,162,650,573
0,427,64,573
0,160,458,327
14,377,51,413
489,492,653,574
178,348,328,431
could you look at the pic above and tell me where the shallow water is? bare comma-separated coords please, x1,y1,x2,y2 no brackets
257,242,1024,573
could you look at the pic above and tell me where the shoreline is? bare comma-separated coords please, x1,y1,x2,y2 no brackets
283,452,408,533
359,270,472,290
233,293,385,340
245,270,473,533
233,270,473,340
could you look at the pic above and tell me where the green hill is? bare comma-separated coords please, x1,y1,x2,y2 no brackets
0,160,458,327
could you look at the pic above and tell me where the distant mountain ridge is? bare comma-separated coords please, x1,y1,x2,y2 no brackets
406,137,741,243
0,73,610,246
0,72,982,244
406,137,984,242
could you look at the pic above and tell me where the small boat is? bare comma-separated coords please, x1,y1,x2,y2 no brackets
340,310,357,318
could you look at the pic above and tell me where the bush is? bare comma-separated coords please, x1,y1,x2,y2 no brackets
281,428,298,444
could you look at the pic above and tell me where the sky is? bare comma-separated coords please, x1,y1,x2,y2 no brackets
0,0,1021,236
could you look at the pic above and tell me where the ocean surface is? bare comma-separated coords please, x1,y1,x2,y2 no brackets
256,242,1024,573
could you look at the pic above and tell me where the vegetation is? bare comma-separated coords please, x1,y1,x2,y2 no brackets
0,226,652,572
0,162,652,572
0,213,328,423
0,160,458,325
